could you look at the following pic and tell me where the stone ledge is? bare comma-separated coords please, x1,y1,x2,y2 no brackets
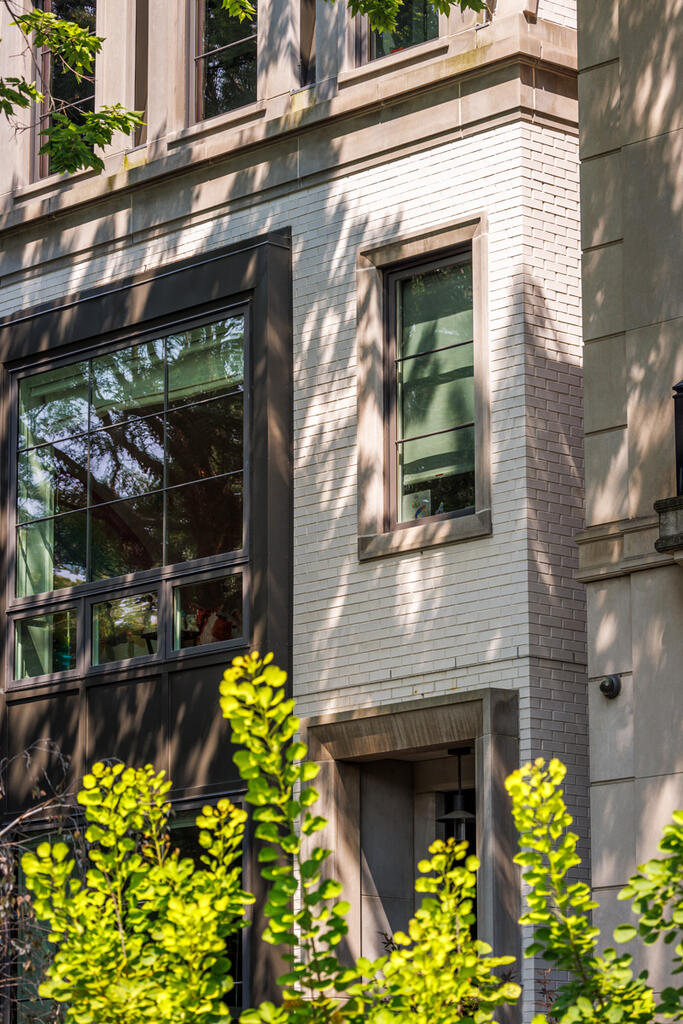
654,495,683,553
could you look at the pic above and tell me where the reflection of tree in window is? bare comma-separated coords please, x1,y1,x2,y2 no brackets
371,0,438,60
16,315,245,598
37,1,97,177
195,0,257,120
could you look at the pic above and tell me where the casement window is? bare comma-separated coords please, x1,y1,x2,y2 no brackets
35,0,97,178
10,310,248,683
193,0,258,121
356,218,490,560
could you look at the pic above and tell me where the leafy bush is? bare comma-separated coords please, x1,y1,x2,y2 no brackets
18,653,683,1024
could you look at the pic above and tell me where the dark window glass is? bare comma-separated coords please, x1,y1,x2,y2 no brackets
173,573,243,649
15,314,245,597
370,0,438,59
90,493,164,580
195,0,257,120
38,1,97,176
394,261,475,523
92,592,158,665
15,607,78,680
167,395,243,487
166,474,243,565
89,416,164,504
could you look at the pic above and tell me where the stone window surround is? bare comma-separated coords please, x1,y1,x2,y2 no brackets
356,215,491,561
300,686,521,1014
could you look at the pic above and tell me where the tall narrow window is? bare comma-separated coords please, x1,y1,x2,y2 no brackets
134,0,149,145
388,255,475,525
194,0,257,121
370,0,438,60
36,0,97,178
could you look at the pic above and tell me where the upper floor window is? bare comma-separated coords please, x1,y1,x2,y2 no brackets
11,311,248,682
194,0,258,121
370,0,438,60
386,254,474,525
35,0,97,178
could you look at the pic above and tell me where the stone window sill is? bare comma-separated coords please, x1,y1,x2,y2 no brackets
654,495,683,553
358,508,491,561
338,36,450,90
167,100,267,147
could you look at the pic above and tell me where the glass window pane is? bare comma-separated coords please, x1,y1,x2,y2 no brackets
15,608,78,680
18,362,89,449
398,342,474,439
371,0,438,59
167,316,244,407
17,435,88,522
91,340,165,427
166,475,243,565
92,592,158,666
16,512,88,597
399,262,473,359
90,417,164,504
198,39,257,119
167,395,243,487
398,425,475,521
90,493,163,581
173,573,243,649
200,0,256,55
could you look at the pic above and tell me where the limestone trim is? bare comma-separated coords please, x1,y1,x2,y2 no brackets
300,689,520,1024
1,15,577,233
356,216,490,560
575,513,677,583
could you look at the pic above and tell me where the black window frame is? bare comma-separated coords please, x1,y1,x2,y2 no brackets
383,247,477,533
6,301,251,690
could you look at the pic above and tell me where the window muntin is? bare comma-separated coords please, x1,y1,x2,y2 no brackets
16,314,245,599
173,572,243,650
15,607,78,680
36,1,97,178
194,0,258,122
389,257,475,525
369,0,438,60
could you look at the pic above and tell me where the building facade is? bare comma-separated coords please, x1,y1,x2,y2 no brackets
576,0,683,996
0,0,584,1017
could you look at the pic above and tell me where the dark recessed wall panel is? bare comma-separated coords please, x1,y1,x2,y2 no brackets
86,676,165,772
169,662,241,793
5,691,80,812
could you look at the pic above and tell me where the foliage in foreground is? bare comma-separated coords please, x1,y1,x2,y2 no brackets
17,653,683,1024
0,0,487,174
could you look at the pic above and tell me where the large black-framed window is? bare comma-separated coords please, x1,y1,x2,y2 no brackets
9,307,250,686
193,0,258,122
34,0,97,179
385,251,476,529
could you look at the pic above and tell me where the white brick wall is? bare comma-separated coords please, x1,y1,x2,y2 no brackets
537,0,577,27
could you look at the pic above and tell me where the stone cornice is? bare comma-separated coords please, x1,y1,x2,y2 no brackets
0,14,576,247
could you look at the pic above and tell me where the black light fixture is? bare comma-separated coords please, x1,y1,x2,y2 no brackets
599,674,621,699
437,747,475,842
